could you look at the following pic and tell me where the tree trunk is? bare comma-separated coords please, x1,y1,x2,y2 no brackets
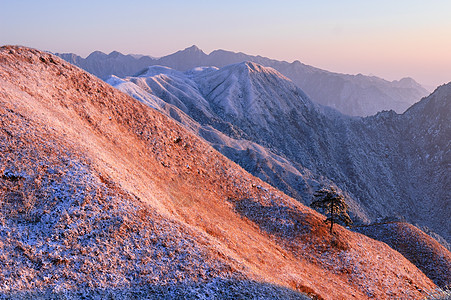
330,204,334,234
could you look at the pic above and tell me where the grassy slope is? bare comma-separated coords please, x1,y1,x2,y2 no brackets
0,46,437,299
354,222,451,288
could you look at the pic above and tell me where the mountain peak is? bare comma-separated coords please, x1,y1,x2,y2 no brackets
225,61,273,74
398,77,416,83
86,50,127,60
392,77,425,90
183,45,203,53
405,81,451,115
108,50,124,58
86,50,108,60
243,61,261,71
238,61,289,80
156,45,208,71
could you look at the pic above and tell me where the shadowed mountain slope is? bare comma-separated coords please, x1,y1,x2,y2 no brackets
354,222,451,288
0,46,439,299
55,46,429,116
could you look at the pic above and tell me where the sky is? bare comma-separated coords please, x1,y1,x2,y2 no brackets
1,0,451,88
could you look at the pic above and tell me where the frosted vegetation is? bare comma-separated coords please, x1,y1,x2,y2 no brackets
0,46,443,299
108,62,450,246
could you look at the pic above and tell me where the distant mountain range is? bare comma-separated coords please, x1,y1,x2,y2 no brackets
56,46,429,116
2,45,445,299
107,62,450,245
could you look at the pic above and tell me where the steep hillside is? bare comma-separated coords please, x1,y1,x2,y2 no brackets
399,84,451,238
0,46,438,299
354,222,451,288
108,64,332,213
109,62,450,244
359,84,451,242
55,46,429,116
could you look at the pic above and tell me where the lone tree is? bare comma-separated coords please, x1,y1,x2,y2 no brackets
310,187,352,234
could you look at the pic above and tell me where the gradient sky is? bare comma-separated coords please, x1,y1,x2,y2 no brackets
1,0,450,88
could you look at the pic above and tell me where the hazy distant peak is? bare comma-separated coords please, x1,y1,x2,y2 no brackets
185,45,201,51
54,52,80,63
180,45,206,55
86,50,108,60
210,49,246,55
209,49,227,55
398,77,416,83
108,50,124,58
391,77,421,88
156,45,208,70
56,46,431,116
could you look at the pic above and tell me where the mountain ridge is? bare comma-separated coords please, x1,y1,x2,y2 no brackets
0,45,440,299
55,46,429,116
108,61,450,245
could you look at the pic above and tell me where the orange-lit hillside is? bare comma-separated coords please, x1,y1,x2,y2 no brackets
0,46,437,299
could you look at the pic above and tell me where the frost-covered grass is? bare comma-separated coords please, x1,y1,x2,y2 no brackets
0,46,441,300
0,103,239,293
425,286,451,300
0,279,310,300
354,222,451,288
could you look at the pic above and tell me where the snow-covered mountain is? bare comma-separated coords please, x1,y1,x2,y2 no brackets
57,50,155,81
3,45,444,299
56,46,429,116
108,62,450,244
